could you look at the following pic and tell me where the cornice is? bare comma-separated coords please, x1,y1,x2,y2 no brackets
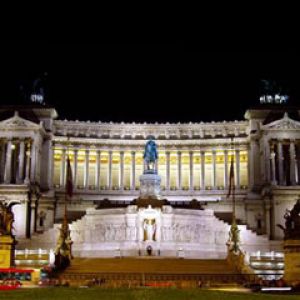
54,119,249,140
53,136,249,150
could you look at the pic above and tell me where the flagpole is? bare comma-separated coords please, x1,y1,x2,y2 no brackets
226,135,240,254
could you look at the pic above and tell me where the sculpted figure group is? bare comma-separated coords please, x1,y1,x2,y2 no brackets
0,201,19,235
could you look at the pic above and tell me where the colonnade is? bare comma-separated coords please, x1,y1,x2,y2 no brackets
55,147,246,191
0,139,37,184
268,139,300,186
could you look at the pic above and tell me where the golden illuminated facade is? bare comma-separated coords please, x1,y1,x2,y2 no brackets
52,144,249,193
0,105,300,242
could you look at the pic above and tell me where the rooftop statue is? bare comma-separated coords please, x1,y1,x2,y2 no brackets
259,79,289,104
143,138,158,173
277,198,300,240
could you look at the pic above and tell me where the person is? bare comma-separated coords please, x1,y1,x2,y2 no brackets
198,280,202,288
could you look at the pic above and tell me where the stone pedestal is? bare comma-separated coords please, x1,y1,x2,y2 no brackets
283,239,300,285
0,235,16,268
139,172,161,200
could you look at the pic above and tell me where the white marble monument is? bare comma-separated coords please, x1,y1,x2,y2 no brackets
17,139,281,258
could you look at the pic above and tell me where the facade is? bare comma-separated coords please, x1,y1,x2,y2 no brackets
0,104,300,245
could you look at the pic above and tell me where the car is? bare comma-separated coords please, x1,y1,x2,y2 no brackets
0,279,22,290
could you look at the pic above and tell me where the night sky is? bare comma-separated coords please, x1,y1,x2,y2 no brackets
0,41,299,123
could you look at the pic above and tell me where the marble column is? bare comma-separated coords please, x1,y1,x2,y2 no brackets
84,149,90,190
189,151,194,190
224,149,228,188
0,141,5,183
119,151,124,190
17,140,25,183
248,142,254,188
24,142,31,184
95,150,101,190
177,151,182,190
4,140,12,184
48,143,54,189
277,141,284,185
108,151,113,189
235,149,240,189
166,151,170,190
60,148,66,188
296,144,300,185
200,150,205,190
270,151,277,185
265,142,271,183
131,151,136,190
30,139,39,183
290,141,296,185
73,149,78,189
212,150,217,189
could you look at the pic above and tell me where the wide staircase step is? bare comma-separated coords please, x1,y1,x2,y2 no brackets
66,257,236,274
58,258,249,287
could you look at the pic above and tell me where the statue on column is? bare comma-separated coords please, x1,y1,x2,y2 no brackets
277,198,300,240
144,219,156,241
143,138,158,173
54,216,73,269
226,220,241,254
0,201,19,235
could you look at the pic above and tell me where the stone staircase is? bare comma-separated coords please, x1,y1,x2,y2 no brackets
17,207,88,250
213,212,280,253
66,257,237,274
58,257,250,287
215,212,265,236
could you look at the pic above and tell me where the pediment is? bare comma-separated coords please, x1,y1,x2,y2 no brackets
0,111,41,130
262,112,300,131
